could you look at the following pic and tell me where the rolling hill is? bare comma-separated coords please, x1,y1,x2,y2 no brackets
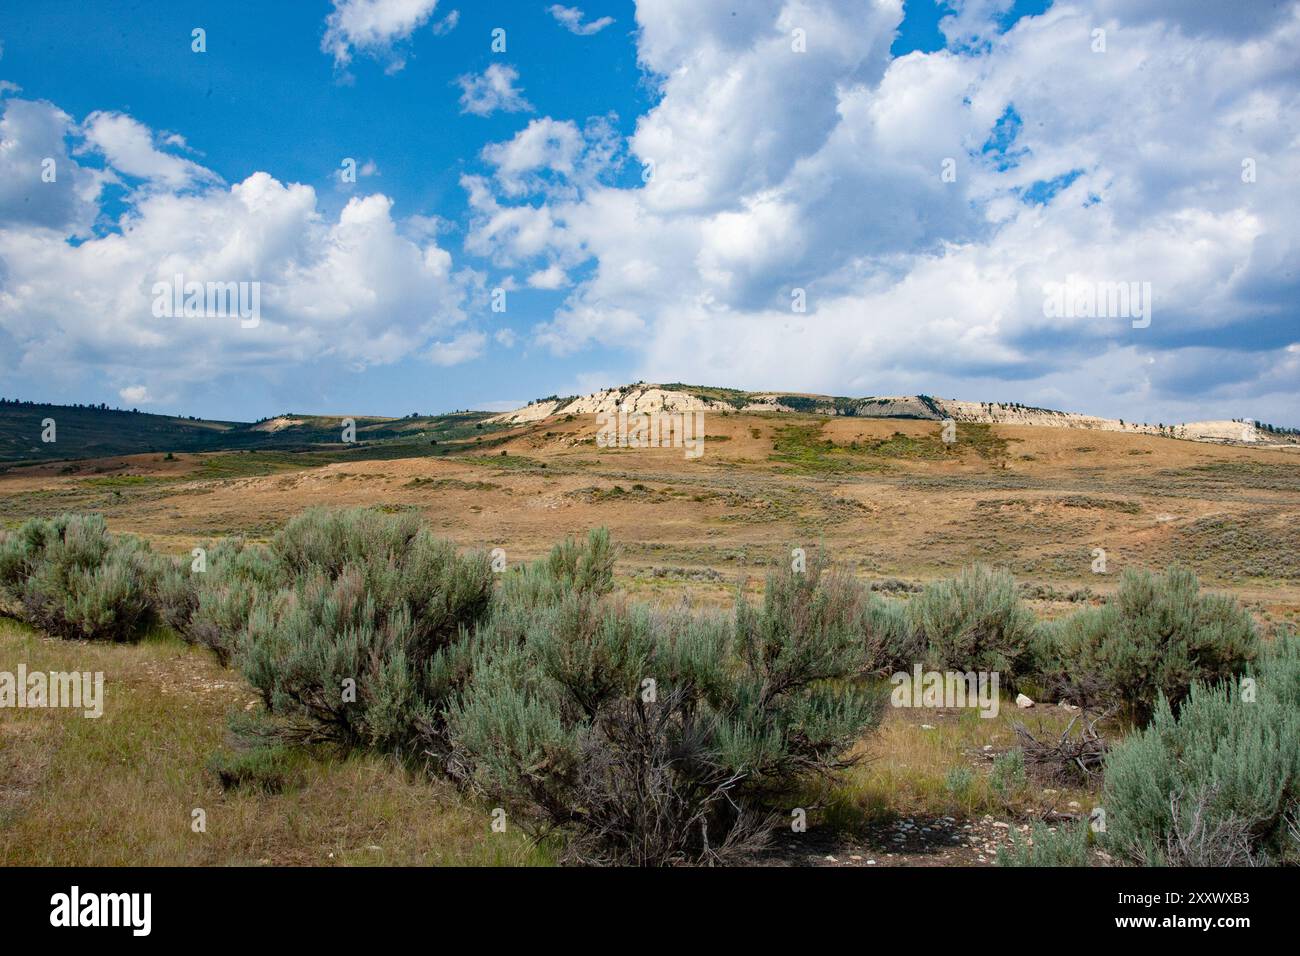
3,381,1297,468
0,400,497,466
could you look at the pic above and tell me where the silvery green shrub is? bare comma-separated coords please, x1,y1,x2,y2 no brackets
1102,633,1299,866
449,550,883,865
909,564,1036,682
153,536,282,664
0,514,157,642
238,508,493,752
1041,565,1258,724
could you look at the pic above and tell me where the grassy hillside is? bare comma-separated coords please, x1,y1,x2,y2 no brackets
0,400,499,466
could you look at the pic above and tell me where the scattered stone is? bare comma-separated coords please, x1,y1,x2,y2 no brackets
1016,693,1035,708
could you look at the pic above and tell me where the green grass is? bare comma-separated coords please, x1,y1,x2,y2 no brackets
768,421,1009,475
194,450,344,479
81,474,179,488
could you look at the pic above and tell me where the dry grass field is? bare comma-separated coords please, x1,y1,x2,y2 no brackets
2,409,1297,866
4,410,1297,610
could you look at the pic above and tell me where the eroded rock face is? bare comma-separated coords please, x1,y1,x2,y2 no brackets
486,383,1283,446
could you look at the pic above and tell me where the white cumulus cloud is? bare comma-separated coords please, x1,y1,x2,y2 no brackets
458,0,1300,426
0,98,479,404
322,0,442,72
457,64,533,116
548,5,616,36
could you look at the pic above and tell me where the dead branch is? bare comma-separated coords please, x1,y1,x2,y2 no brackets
1013,708,1110,785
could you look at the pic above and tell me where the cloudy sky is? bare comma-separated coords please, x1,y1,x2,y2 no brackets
0,0,1296,425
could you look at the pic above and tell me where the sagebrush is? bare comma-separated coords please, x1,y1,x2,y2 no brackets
1041,565,1258,723
1101,633,1300,865
0,514,157,642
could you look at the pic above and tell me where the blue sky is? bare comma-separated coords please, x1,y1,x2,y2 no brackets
0,0,1296,425
0,0,649,417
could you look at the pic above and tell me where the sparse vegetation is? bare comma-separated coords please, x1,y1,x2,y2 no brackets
997,818,1093,867
2,381,1298,871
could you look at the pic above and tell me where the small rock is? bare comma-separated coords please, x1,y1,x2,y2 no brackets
1016,693,1035,708
866,859,877,865
921,724,936,730
1068,801,1081,810
992,821,1010,829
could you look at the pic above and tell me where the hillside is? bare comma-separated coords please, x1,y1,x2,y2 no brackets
489,384,1300,447
4,382,1296,468
0,400,497,466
